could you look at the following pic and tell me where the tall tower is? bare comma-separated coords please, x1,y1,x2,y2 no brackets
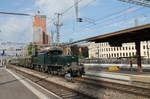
33,14,50,45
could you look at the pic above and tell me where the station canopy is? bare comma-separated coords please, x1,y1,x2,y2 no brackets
82,24,150,46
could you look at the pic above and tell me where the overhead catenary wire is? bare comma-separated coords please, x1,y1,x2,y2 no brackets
61,0,97,41
118,0,150,8
83,6,143,27
80,15,149,35
66,6,146,42
80,0,96,10
0,11,34,16
75,6,144,34
51,0,85,43
61,0,83,15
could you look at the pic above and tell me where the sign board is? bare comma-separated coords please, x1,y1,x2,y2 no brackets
0,53,6,56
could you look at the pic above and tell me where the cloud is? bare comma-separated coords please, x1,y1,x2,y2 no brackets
0,0,96,43
34,0,96,42
0,17,33,43
34,0,96,25
74,16,150,39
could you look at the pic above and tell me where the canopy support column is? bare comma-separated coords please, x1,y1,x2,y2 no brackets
135,41,142,72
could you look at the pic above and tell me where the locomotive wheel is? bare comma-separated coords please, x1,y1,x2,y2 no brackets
36,65,40,71
55,70,58,75
31,64,34,69
48,70,51,74
40,66,42,72
48,67,52,74
39,66,42,72
41,66,46,73
58,69,62,76
51,67,55,75
41,66,44,72
37,66,39,71
51,70,54,75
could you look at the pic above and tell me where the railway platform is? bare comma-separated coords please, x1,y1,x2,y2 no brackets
84,63,150,84
0,67,62,99
85,70,150,87
8,65,150,99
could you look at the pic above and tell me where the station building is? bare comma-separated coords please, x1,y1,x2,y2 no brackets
88,41,150,59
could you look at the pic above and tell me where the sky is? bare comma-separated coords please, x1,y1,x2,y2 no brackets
0,0,150,44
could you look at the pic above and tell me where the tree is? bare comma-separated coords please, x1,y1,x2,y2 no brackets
27,43,38,56
70,45,79,56
28,43,33,56
81,47,89,58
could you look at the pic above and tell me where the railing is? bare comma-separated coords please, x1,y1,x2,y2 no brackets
79,58,150,64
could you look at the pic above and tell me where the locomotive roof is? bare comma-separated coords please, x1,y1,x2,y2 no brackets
49,47,63,51
38,48,63,54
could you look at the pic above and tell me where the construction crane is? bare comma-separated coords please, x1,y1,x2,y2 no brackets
118,0,150,7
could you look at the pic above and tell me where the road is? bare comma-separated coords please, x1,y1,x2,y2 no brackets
0,66,61,99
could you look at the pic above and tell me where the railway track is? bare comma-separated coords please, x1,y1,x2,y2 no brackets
8,65,150,99
9,66,95,99
75,77,150,98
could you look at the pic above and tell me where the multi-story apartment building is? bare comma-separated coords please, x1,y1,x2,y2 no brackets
88,41,150,59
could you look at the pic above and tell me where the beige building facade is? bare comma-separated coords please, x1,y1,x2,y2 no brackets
88,41,150,59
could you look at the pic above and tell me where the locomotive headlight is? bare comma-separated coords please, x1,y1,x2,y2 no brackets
67,63,70,66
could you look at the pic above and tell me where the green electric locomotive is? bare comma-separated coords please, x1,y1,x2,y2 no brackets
11,48,84,77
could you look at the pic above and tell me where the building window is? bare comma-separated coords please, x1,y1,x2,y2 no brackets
132,52,134,56
126,47,128,50
117,53,119,57
143,45,145,49
144,51,146,55
114,53,116,57
129,53,131,56
116,47,118,51
120,47,122,50
126,53,128,56
123,53,125,57
120,53,122,57
107,54,108,58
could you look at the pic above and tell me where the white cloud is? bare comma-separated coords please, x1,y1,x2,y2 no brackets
0,17,33,43
34,0,95,25
0,0,96,43
34,0,96,42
